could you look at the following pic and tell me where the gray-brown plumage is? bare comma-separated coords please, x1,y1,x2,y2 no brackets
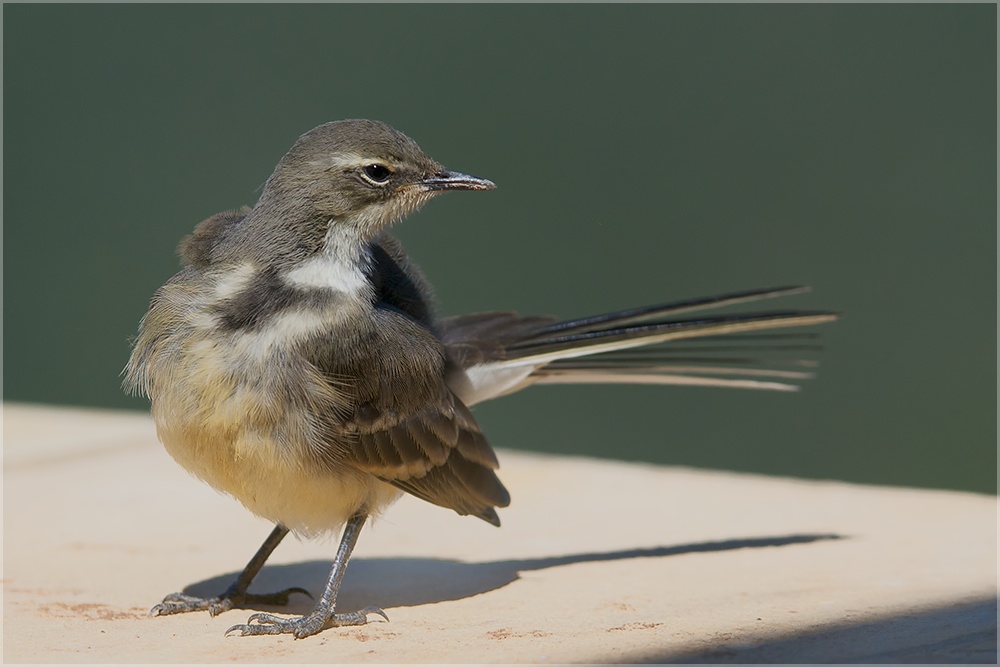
124,119,836,639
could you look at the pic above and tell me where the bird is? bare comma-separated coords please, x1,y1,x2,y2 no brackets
124,118,837,639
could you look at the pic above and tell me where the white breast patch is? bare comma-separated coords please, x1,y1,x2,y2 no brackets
284,222,373,298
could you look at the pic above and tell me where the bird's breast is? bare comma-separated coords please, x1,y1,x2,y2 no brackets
130,262,396,532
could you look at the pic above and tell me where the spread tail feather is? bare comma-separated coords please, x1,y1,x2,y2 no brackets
502,311,838,366
442,287,839,404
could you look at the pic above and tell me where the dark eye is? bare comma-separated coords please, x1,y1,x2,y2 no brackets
361,163,393,185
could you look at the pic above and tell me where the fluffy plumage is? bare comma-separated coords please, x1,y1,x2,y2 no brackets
124,119,836,638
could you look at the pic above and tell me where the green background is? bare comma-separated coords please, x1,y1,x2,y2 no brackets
4,5,996,494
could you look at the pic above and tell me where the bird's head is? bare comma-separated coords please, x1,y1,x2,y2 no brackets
204,120,494,268
263,119,494,233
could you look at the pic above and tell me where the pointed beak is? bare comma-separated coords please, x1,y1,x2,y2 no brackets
417,170,496,192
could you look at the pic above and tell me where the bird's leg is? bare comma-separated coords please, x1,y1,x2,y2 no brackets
151,524,309,617
226,513,387,638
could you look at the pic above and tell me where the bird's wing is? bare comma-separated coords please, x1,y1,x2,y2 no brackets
346,393,510,526
307,303,510,527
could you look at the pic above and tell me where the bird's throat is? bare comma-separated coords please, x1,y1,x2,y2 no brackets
282,221,375,298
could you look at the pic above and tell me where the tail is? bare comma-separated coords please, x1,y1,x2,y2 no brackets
441,287,839,405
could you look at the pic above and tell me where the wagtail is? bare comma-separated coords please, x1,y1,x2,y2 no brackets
125,119,836,638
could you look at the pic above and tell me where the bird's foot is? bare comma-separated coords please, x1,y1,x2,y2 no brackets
150,586,312,617
225,606,388,639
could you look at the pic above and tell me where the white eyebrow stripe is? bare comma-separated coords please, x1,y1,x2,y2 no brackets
315,153,395,171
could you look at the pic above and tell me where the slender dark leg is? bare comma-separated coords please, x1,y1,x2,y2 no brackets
151,524,309,617
226,514,387,638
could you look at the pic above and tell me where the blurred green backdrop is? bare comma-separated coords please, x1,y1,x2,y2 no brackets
3,4,995,494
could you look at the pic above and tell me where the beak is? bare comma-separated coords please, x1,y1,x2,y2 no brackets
417,170,496,192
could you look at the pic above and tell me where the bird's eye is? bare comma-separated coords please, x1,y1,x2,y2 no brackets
360,163,393,185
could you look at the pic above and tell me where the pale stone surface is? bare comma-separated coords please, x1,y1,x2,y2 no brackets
2,403,996,663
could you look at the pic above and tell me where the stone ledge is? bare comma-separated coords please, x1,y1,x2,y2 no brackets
2,403,996,663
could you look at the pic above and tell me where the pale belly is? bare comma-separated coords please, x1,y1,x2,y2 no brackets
155,417,402,536
143,292,402,535
133,264,408,534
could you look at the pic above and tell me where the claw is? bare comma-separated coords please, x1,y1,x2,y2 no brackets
359,606,389,622
223,606,385,638
150,585,310,619
225,624,247,637
226,622,281,637
150,592,215,617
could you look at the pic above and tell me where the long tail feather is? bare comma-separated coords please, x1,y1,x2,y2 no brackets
444,287,838,405
531,371,805,392
530,286,813,337
503,311,838,366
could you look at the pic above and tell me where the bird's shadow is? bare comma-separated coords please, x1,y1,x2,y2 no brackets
180,533,843,614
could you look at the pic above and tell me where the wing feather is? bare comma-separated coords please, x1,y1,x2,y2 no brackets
347,398,509,525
